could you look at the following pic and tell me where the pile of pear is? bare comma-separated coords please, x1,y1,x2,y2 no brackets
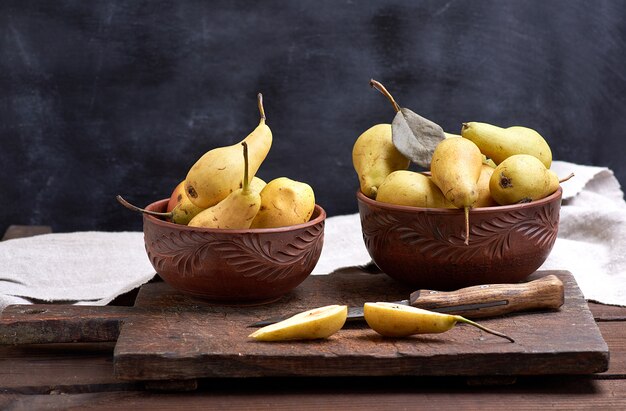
118,94,316,230
353,120,571,243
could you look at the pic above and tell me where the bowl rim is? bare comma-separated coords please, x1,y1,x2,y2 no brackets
357,186,562,214
144,199,327,233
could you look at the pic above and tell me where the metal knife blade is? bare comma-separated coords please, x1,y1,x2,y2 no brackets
248,274,564,327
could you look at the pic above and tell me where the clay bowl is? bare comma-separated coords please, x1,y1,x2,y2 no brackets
357,187,562,290
142,199,326,304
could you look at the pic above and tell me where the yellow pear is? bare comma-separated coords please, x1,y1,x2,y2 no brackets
376,170,454,208
461,122,552,168
474,165,497,208
249,176,267,194
430,138,482,208
250,177,316,228
352,124,410,198
170,177,264,225
363,302,513,342
248,305,348,341
430,137,482,244
116,181,205,226
188,142,261,229
164,182,205,225
185,93,272,208
116,176,267,226
166,181,186,212
169,202,202,225
489,154,560,205
445,132,496,167
482,156,497,168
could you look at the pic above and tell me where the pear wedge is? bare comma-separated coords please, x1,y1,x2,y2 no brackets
363,302,513,342
249,305,348,341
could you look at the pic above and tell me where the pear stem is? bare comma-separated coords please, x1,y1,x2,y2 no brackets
257,93,266,122
464,206,470,245
369,79,401,113
241,142,250,194
454,316,515,343
559,172,575,184
116,195,172,218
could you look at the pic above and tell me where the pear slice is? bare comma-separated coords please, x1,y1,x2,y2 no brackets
248,305,348,341
363,302,513,342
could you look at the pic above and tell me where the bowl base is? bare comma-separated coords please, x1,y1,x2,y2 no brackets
143,199,325,306
167,285,286,306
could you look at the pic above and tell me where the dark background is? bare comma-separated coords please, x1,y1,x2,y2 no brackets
2,0,625,234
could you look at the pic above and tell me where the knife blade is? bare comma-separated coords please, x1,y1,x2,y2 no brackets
249,274,564,327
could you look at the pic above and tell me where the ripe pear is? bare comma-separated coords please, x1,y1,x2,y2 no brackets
430,137,482,207
249,305,348,341
376,170,454,208
474,165,497,208
444,132,496,167
249,176,267,194
363,302,513,342
168,177,264,225
185,93,272,208
166,181,186,212
482,156,497,168
352,124,410,198
163,181,206,225
250,177,316,229
188,142,261,229
430,137,483,244
461,122,552,168
489,154,560,205
116,181,205,226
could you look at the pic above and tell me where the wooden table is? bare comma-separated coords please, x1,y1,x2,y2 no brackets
1,225,625,410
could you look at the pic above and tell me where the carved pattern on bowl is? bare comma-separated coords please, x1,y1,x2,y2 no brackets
361,202,559,263
211,225,324,282
145,223,324,283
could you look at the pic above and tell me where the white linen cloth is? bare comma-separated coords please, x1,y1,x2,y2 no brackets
1,160,625,311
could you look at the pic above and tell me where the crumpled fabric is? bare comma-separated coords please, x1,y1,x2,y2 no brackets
1,161,624,311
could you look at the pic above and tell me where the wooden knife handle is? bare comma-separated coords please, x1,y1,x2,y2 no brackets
408,274,565,318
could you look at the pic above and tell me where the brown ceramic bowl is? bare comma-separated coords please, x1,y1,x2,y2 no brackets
142,199,326,304
357,187,562,290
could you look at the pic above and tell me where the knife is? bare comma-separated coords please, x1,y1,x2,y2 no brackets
249,274,564,327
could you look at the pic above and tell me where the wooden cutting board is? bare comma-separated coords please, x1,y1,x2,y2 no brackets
0,270,609,383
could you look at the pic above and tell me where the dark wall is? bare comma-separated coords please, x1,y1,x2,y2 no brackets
2,0,625,233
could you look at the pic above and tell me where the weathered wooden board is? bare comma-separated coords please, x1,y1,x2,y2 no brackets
0,305,138,344
110,270,608,381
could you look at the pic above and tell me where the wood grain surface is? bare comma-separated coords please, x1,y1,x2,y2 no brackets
2,226,625,410
0,269,608,381
107,270,605,381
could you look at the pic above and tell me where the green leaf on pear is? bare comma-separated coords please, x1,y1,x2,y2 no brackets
392,107,445,168
370,79,446,168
